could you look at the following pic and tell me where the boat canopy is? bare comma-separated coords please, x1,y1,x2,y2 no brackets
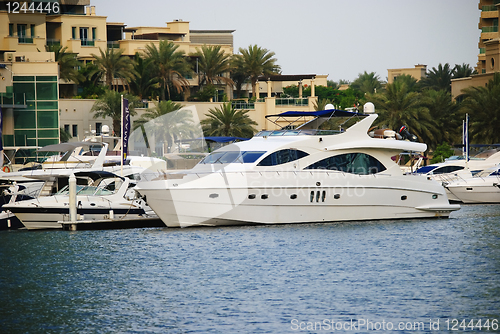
266,109,365,119
265,108,366,131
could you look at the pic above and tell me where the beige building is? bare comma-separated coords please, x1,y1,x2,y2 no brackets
451,0,499,100
0,0,328,159
387,65,427,84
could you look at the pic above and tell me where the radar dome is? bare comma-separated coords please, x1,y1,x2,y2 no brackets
325,103,335,110
363,102,375,114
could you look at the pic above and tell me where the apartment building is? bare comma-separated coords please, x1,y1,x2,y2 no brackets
452,0,500,99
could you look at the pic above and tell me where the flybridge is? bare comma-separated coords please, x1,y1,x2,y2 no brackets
261,107,368,136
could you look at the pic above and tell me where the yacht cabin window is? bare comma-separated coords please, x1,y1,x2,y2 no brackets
199,151,266,164
257,149,309,166
304,153,386,175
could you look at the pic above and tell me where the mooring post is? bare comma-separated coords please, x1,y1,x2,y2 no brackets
69,173,77,222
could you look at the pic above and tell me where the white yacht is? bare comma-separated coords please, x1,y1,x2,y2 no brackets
4,169,158,230
443,166,500,203
136,104,460,228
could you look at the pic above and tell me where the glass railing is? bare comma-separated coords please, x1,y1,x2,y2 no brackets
81,39,95,46
18,36,33,44
482,5,498,11
107,41,120,49
480,47,485,54
46,39,60,46
231,101,255,110
276,98,308,106
482,26,498,33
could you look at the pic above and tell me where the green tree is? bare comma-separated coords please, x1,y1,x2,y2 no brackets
44,44,81,83
430,143,454,164
59,127,72,143
229,54,250,99
351,71,384,94
76,62,105,98
132,100,190,153
420,63,453,92
453,63,475,79
421,89,460,145
191,45,233,87
90,89,139,137
393,74,420,92
460,73,500,144
130,52,158,99
143,40,191,101
237,45,280,99
90,47,137,91
366,81,439,149
201,103,258,138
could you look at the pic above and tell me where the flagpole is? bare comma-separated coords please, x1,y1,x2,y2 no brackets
120,94,124,177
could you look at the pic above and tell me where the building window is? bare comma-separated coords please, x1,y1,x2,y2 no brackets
30,24,35,38
72,27,76,39
9,23,14,36
92,27,96,40
72,124,78,137
64,124,70,134
80,27,88,40
96,122,102,135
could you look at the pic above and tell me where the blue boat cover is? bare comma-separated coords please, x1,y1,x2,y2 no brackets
266,109,365,118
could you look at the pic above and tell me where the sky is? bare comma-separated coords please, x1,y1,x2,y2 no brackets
90,0,480,83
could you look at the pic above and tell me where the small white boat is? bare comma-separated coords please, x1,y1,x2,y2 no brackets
0,184,35,230
443,166,500,203
136,103,460,228
4,170,159,230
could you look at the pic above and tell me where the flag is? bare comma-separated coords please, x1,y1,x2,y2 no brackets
0,106,3,168
122,98,130,164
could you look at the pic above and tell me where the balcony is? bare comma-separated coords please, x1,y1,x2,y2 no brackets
18,36,34,44
107,41,120,49
80,39,95,46
482,26,499,33
46,39,61,47
231,101,255,110
276,98,308,106
481,5,498,11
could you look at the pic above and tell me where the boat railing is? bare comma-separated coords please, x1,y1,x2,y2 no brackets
254,129,341,137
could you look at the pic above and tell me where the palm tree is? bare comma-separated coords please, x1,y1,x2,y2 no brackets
453,63,475,79
130,52,158,99
191,45,233,87
460,73,500,144
351,71,384,94
201,103,258,138
237,45,280,99
90,47,136,91
421,89,460,145
230,54,250,99
366,81,439,149
44,44,81,83
143,40,191,101
90,89,139,137
420,63,453,92
393,74,420,92
133,100,195,153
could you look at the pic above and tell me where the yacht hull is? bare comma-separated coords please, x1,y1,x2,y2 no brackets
138,171,460,228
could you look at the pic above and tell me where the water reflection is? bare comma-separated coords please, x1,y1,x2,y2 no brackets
1,205,499,333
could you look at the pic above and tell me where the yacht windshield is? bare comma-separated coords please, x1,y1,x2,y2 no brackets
199,151,265,164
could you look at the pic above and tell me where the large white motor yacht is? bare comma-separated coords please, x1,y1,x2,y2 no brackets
136,104,460,227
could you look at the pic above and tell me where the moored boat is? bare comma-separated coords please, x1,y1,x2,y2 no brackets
136,103,460,227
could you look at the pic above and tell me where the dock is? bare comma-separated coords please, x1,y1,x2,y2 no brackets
60,217,166,231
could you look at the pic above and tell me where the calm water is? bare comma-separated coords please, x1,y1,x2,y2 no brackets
1,205,500,333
